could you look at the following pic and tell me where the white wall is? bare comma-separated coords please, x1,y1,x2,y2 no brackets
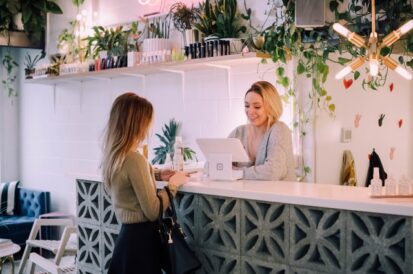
0,48,20,182
315,53,413,185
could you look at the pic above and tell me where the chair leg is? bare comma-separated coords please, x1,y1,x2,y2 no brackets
29,261,36,274
17,244,32,274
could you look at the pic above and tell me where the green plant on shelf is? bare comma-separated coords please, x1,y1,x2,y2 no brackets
24,51,45,78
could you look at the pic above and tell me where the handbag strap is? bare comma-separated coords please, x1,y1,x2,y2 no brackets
156,194,164,226
164,186,177,223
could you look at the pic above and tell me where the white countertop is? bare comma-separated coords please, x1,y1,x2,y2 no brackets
74,173,413,217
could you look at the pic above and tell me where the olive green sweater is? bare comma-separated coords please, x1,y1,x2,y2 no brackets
108,151,176,224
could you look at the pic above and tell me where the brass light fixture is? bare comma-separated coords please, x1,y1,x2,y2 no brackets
333,0,413,80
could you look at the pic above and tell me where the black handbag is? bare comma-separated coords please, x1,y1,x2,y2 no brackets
157,187,201,274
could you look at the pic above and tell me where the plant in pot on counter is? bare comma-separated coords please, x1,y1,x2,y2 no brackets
24,51,46,79
152,118,197,165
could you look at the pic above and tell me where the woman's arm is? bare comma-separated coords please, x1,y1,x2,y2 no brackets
126,154,172,221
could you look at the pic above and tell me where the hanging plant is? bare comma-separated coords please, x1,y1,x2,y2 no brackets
2,50,19,98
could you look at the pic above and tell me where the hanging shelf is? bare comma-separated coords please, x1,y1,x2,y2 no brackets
25,52,271,86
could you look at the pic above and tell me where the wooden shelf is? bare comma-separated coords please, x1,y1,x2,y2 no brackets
26,52,271,85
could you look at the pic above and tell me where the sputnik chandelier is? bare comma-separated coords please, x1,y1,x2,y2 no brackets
333,0,413,80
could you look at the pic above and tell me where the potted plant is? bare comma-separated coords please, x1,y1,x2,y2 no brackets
84,25,129,69
193,0,217,41
20,0,63,43
142,14,172,52
170,2,198,46
24,51,46,79
152,119,197,165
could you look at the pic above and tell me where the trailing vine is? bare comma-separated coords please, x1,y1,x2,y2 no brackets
2,50,18,98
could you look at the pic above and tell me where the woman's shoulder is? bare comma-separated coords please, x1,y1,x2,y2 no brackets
270,121,290,132
229,124,248,137
124,151,146,167
268,121,291,139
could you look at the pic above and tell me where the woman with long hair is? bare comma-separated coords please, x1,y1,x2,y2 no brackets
102,92,188,274
229,81,296,181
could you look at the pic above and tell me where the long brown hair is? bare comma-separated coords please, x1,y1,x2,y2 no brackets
245,81,283,129
102,93,153,188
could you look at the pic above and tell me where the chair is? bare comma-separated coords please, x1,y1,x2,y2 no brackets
17,218,77,274
28,226,77,274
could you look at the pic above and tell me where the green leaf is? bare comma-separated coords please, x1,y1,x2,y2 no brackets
328,104,336,112
297,62,305,74
338,57,351,65
72,0,84,6
276,67,285,77
380,47,391,56
329,1,339,12
398,56,405,65
46,1,63,14
354,71,360,80
280,77,290,88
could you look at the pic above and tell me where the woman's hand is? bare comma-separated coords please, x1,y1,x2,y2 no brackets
160,169,176,181
168,172,189,188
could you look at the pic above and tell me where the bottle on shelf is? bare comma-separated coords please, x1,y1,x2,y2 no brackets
173,136,184,172
384,174,397,196
370,167,382,196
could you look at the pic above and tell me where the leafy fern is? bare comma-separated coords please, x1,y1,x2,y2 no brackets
151,119,197,165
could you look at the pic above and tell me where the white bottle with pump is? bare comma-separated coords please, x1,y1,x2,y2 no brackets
385,174,397,196
398,175,410,196
173,136,184,172
370,167,382,196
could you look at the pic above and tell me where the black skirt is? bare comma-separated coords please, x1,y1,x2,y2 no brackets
108,221,162,274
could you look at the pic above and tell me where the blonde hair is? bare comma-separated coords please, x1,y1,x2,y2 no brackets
246,81,283,129
102,93,153,188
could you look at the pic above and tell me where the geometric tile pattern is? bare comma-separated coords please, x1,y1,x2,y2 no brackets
289,205,346,273
198,195,240,254
174,192,197,247
197,248,240,274
346,211,413,274
241,257,288,274
77,223,101,272
76,180,101,225
76,180,413,274
241,201,289,264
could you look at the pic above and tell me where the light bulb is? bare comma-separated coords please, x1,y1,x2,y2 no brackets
369,59,379,76
383,19,413,47
335,66,352,79
335,57,365,79
399,19,413,35
383,56,413,80
395,66,413,80
333,23,350,37
333,23,365,48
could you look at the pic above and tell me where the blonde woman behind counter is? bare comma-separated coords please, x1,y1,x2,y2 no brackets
102,93,188,274
229,81,296,181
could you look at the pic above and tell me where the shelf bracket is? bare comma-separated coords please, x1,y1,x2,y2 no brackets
204,64,232,109
160,69,186,110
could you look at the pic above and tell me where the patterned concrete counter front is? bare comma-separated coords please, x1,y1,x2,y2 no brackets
76,179,413,274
